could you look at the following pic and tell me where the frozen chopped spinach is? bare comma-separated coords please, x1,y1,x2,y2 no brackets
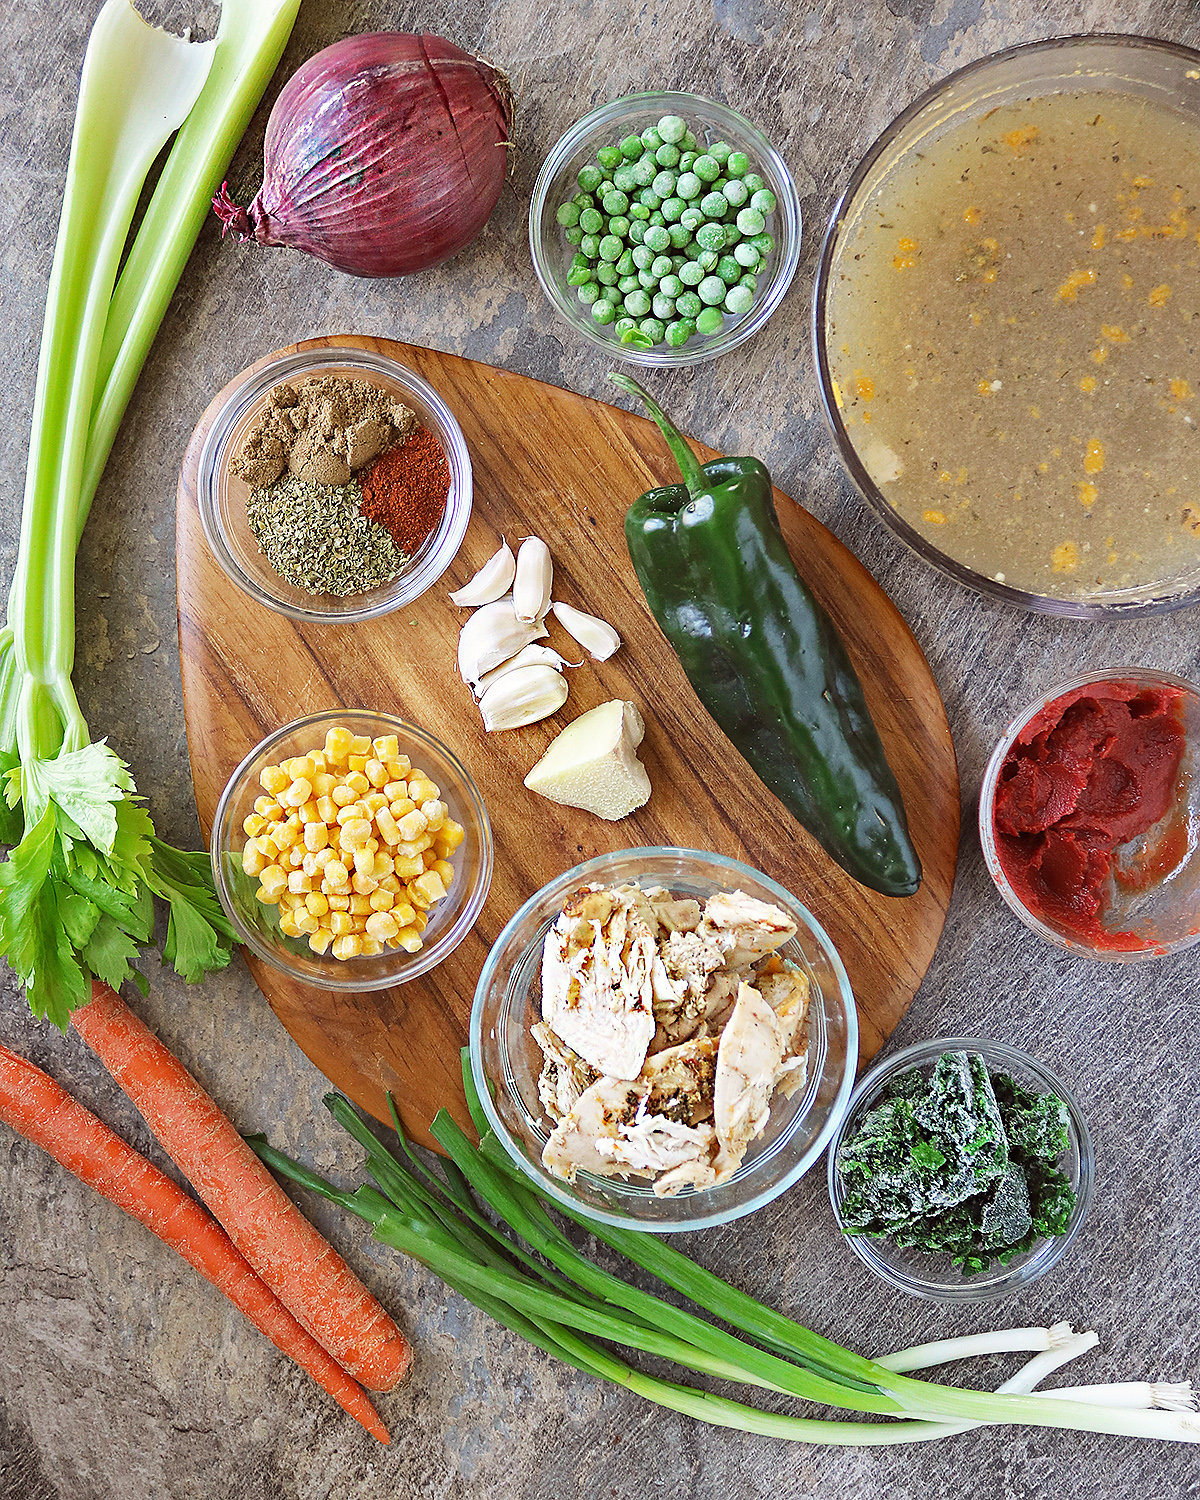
836,1050,1077,1275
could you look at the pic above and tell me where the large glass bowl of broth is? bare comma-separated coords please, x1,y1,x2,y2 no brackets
814,35,1200,617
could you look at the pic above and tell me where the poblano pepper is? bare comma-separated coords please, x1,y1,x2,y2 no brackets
610,374,921,898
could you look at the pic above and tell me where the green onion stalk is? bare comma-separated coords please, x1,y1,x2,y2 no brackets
245,1057,1200,1449
0,0,299,1027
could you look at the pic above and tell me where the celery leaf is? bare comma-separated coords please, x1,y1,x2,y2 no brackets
81,912,145,996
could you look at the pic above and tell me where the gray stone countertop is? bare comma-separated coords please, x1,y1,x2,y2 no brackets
3,2,1199,1497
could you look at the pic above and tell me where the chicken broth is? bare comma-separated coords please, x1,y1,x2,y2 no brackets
827,90,1200,599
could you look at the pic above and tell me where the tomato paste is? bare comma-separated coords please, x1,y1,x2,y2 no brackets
992,681,1187,950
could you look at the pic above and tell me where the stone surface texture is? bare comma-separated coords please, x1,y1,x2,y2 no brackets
3,1,1199,1497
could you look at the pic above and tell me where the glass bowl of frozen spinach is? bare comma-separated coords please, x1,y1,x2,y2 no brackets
826,1037,1093,1301
195,343,472,623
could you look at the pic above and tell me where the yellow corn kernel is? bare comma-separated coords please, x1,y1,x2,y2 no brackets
253,795,274,817
311,772,336,799
420,800,446,832
287,870,313,895
309,749,327,773
277,891,301,911
372,852,395,878
397,808,428,841
366,836,379,853
369,888,395,912
255,885,280,907
329,911,354,936
360,937,384,957
316,795,337,823
340,818,372,848
386,754,412,779
294,910,319,935
332,934,363,961
304,821,329,853
323,859,350,890
308,927,333,955
374,808,401,846
345,770,370,795
284,755,314,782
352,872,379,896
294,799,317,824
379,875,403,895
433,860,455,888
438,820,465,852
413,911,427,932
397,834,433,859
333,801,364,826
352,914,369,934
364,910,400,941
392,854,424,880
362,792,387,817
413,870,447,904
279,777,312,808
327,893,350,912
383,780,410,800
364,758,389,788
349,734,372,756
390,900,416,927
348,754,368,773
288,847,306,869
242,842,268,877
407,776,439,805
242,813,266,838
331,783,356,807
313,846,334,869
393,926,423,953
422,849,438,869
305,891,330,917
349,893,373,916
260,764,288,795
258,864,288,898
276,822,303,851
301,852,321,878
373,735,400,760
407,880,432,912
350,846,374,877
324,726,353,762
278,909,301,937
389,798,416,820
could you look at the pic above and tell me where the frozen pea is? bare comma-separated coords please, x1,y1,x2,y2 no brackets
602,189,629,216
577,164,603,192
716,254,741,284
738,272,758,290
597,180,614,198
639,316,667,343
681,129,697,151
750,187,777,214
618,272,641,294
697,249,719,271
597,145,624,170
659,273,683,298
624,288,651,317
676,289,702,318
678,151,697,172
668,222,692,248
734,241,760,268
638,187,661,209
743,172,765,193
637,269,659,289
602,283,623,303
643,224,671,253
660,197,684,223
579,207,604,234
722,178,749,208
695,305,725,335
631,155,657,187
724,283,755,315
616,248,636,274
680,206,704,230
556,202,581,227
652,292,676,320
665,318,694,347
678,260,705,286
697,275,727,306
709,140,731,165
592,299,616,325
723,224,742,246
596,261,619,285
632,243,654,269
693,154,720,183
700,191,728,219
675,171,702,200
736,206,765,236
750,231,775,255
670,251,687,269
577,282,600,305
657,114,687,144
695,221,726,253
652,170,677,198
727,151,750,176
609,215,631,240
599,234,623,261
564,225,584,246
573,190,595,209
566,264,593,287
640,126,663,150
580,233,600,259
711,177,728,194
614,315,637,336
655,142,681,168
628,206,650,227
570,251,590,271
649,210,666,227
650,253,673,277
612,164,637,193
620,133,644,160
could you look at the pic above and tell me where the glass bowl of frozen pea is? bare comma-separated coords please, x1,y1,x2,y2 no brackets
529,93,801,365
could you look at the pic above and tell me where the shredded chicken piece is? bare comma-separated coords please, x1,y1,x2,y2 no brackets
713,981,789,1179
531,1021,600,1122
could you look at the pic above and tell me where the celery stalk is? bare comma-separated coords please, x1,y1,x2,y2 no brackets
78,0,301,531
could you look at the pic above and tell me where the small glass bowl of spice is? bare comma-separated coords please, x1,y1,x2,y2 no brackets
196,343,471,622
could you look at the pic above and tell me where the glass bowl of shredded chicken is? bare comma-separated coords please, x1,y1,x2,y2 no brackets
470,847,859,1232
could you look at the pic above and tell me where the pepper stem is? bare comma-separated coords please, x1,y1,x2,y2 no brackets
607,373,706,497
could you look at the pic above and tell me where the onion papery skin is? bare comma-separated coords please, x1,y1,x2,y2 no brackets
221,33,512,278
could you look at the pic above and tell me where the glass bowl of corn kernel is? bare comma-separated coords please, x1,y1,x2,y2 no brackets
211,709,492,990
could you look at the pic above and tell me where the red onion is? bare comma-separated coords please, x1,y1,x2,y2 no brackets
214,32,513,278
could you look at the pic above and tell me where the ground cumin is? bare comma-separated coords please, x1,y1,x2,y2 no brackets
359,427,450,556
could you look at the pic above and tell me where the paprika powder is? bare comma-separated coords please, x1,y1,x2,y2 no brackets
359,426,449,556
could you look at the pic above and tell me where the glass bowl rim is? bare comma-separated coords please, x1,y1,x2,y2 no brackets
810,31,1200,619
470,844,859,1233
210,707,494,991
195,344,473,625
826,1034,1095,1302
978,666,1200,963
529,89,802,369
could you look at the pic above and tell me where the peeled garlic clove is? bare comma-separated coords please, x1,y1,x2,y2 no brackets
457,596,549,684
478,664,569,732
551,600,621,661
473,643,581,697
449,540,516,607
513,536,553,623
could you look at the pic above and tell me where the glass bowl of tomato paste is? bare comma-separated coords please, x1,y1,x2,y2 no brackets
979,669,1200,961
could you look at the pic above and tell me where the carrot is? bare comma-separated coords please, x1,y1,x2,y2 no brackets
0,1041,389,1444
72,983,412,1392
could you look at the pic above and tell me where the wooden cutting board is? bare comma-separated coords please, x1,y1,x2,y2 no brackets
177,335,959,1152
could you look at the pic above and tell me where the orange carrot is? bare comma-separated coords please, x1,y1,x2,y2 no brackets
72,983,412,1392
0,1041,389,1443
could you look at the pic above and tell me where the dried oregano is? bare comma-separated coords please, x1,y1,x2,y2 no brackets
246,474,404,596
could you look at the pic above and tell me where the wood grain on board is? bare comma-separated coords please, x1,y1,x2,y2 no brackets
176,335,959,1152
